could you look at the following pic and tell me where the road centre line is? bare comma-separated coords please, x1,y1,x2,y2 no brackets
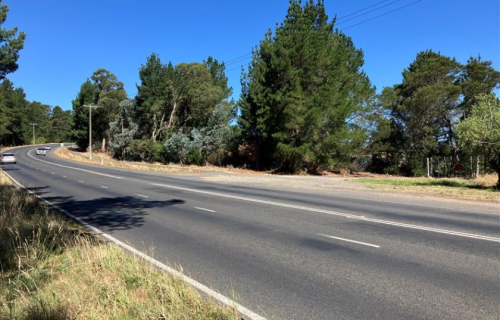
27,149,123,179
150,183,500,243
135,194,149,198
195,207,216,213
0,169,265,320
319,234,380,248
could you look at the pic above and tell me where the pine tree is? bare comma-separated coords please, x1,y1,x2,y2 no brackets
239,0,374,172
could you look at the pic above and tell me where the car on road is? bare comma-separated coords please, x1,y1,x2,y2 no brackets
36,148,47,155
45,145,51,150
0,153,16,164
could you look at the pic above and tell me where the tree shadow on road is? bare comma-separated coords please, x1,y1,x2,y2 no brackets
43,194,185,233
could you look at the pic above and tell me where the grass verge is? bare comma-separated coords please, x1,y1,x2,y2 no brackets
0,170,240,320
54,147,260,175
353,175,499,202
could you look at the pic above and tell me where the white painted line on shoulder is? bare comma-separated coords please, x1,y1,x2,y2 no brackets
319,234,380,248
150,183,500,243
1,169,265,320
195,207,216,213
27,149,123,180
100,186,108,189
135,194,149,198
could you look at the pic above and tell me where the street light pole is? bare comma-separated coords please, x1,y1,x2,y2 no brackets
30,123,38,144
83,104,98,160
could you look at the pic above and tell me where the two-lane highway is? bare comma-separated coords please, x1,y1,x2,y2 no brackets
2,145,499,319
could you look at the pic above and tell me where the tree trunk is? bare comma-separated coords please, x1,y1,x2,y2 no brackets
166,101,178,131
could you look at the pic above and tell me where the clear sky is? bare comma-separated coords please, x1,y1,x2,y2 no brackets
3,0,499,110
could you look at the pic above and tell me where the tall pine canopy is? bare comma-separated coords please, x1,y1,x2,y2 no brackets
239,0,374,172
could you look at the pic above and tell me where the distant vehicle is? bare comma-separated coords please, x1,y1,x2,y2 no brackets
45,145,51,150
1,153,16,164
36,148,47,155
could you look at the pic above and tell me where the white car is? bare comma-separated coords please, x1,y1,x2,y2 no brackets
36,148,47,155
0,153,16,164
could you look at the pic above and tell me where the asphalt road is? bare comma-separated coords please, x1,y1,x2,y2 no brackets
2,145,499,320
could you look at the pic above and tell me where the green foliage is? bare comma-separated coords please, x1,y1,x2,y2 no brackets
49,106,73,143
71,80,98,150
71,69,126,151
0,79,28,146
460,56,500,117
239,0,374,172
0,0,26,79
128,138,164,163
109,99,138,160
135,54,230,142
371,50,491,176
457,94,500,186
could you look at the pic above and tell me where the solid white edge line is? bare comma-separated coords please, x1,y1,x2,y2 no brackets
135,194,149,198
318,234,380,248
27,149,123,180
150,183,500,243
195,207,216,213
0,169,265,320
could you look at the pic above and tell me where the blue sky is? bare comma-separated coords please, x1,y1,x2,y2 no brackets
3,0,499,110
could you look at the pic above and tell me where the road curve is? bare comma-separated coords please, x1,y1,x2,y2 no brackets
2,145,499,320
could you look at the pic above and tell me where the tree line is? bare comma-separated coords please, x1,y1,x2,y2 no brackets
1,0,499,185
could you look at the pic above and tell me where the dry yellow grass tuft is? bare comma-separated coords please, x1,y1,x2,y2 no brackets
55,147,259,175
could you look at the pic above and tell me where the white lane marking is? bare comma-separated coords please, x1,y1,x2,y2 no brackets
51,172,54,175
135,194,149,198
42,169,46,172
195,207,216,213
100,186,108,189
151,183,500,243
78,180,84,183
62,176,67,178
27,149,123,179
35,167,38,170
1,169,265,320
319,234,380,248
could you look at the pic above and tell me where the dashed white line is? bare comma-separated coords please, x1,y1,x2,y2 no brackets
51,172,55,175
78,180,84,183
195,207,216,213
319,234,380,248
62,176,67,178
100,186,108,189
0,168,265,320
135,194,149,198
150,183,500,243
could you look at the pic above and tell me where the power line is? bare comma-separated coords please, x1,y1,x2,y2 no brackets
340,0,425,31
336,0,404,25
337,0,393,20
223,0,426,72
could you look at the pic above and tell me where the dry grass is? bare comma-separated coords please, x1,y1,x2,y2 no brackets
353,174,499,202
54,147,260,175
0,170,240,320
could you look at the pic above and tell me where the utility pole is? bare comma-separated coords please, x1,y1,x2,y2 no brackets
83,104,98,160
30,123,38,145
